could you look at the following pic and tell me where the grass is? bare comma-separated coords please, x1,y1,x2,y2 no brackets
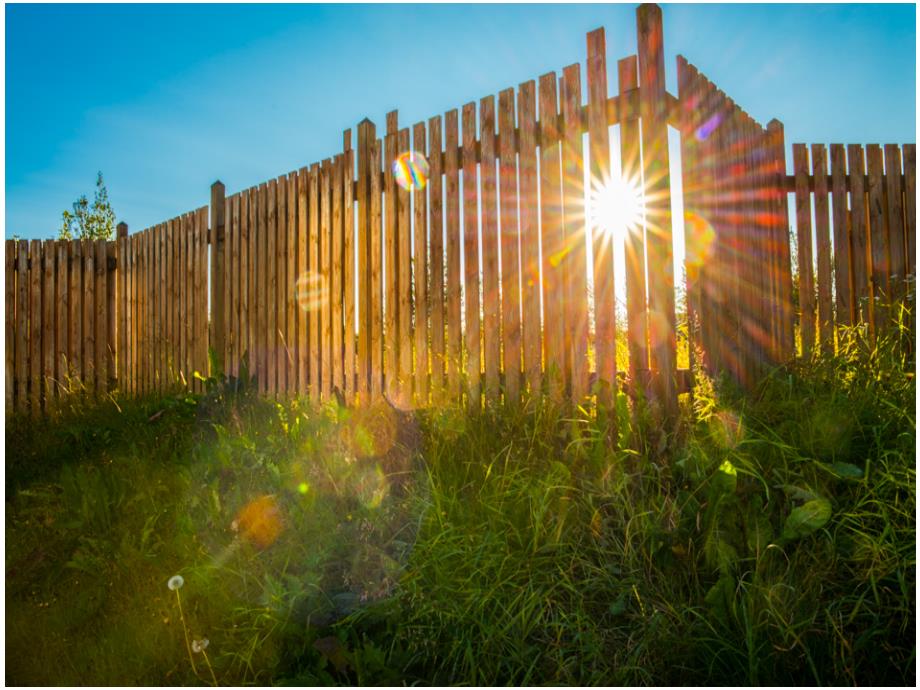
5,318,915,685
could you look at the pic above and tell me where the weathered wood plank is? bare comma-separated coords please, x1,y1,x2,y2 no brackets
343,144,356,402
69,240,82,393
793,144,816,357
321,159,334,400
561,64,589,403
411,122,429,406
357,122,373,401
517,80,542,396
903,144,916,279
370,139,384,398
619,55,649,394
767,121,794,362
276,175,289,393
286,174,297,393
499,88,523,404
812,144,834,351
461,102,481,406
308,166,321,399
479,96,501,402
56,241,69,395
6,241,15,407
444,108,463,400
16,241,29,410
43,241,56,403
884,144,906,302
588,29,616,408
539,71,565,401
197,208,209,389
428,115,446,401
830,144,852,327
30,240,43,413
107,237,116,391
95,239,107,397
267,178,279,394
397,127,412,406
244,188,255,382
866,144,888,332
385,112,399,401
295,167,310,395
637,4,677,416
846,145,869,325
332,155,345,395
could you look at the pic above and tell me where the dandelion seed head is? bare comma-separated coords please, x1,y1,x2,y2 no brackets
167,574,184,591
192,638,209,653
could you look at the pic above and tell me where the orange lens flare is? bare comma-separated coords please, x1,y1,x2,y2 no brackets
235,495,284,549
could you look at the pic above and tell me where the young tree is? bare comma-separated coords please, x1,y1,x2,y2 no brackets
59,172,116,240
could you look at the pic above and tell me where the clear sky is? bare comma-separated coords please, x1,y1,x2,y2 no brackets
5,2,916,241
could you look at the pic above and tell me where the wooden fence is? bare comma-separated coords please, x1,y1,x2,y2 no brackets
5,3,915,417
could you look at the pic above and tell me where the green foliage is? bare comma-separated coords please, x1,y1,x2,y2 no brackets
59,171,116,240
5,320,914,685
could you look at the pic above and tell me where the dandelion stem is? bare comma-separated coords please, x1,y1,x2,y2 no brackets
174,589,199,676
201,649,219,687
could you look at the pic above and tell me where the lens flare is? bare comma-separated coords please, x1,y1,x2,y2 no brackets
235,495,284,549
342,399,397,458
393,151,430,191
589,173,645,243
683,211,716,278
296,272,329,313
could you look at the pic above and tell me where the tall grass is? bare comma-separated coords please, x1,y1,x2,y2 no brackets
5,317,914,685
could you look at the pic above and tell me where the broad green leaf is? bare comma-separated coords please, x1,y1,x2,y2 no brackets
782,498,832,541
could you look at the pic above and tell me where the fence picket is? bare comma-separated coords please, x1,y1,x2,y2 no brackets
462,102,481,405
428,116,446,401
812,144,833,350
866,145,888,330
517,81,542,396
793,145,816,356
412,122,429,406
847,145,870,325
479,96,501,402
499,88,523,404
884,144,906,303
444,109,462,401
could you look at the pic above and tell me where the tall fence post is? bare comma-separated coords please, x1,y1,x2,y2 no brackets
210,180,226,374
637,3,678,423
356,118,376,403
116,222,128,391
767,120,794,361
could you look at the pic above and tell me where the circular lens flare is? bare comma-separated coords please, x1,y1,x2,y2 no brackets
393,151,430,191
589,173,645,243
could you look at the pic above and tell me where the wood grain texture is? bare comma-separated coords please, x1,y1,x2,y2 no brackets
343,147,356,402
884,144,906,302
866,145,888,332
56,241,69,395
846,145,869,324
287,174,297,393
16,242,29,410
427,115,446,401
308,168,320,399
332,156,345,395
811,144,834,351
94,239,107,397
30,241,43,412
321,159,334,399
793,145,816,357
397,127,412,406
42,242,55,402
461,102,481,405
444,108,462,400
587,28,616,408
370,140,384,398
6,242,15,406
539,71,565,401
479,96,501,402
561,65,589,402
267,178,279,394
830,144,852,327
517,81,542,396
69,240,82,393
411,122,429,406
499,88,523,404
357,122,372,401
618,55,649,394
385,112,399,401
903,144,916,279
295,171,307,394
637,4,676,415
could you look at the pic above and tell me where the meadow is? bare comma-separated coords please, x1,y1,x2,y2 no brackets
5,319,915,686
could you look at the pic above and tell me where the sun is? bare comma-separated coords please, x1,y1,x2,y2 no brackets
588,172,645,244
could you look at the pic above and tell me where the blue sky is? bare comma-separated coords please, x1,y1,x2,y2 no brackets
5,2,916,240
